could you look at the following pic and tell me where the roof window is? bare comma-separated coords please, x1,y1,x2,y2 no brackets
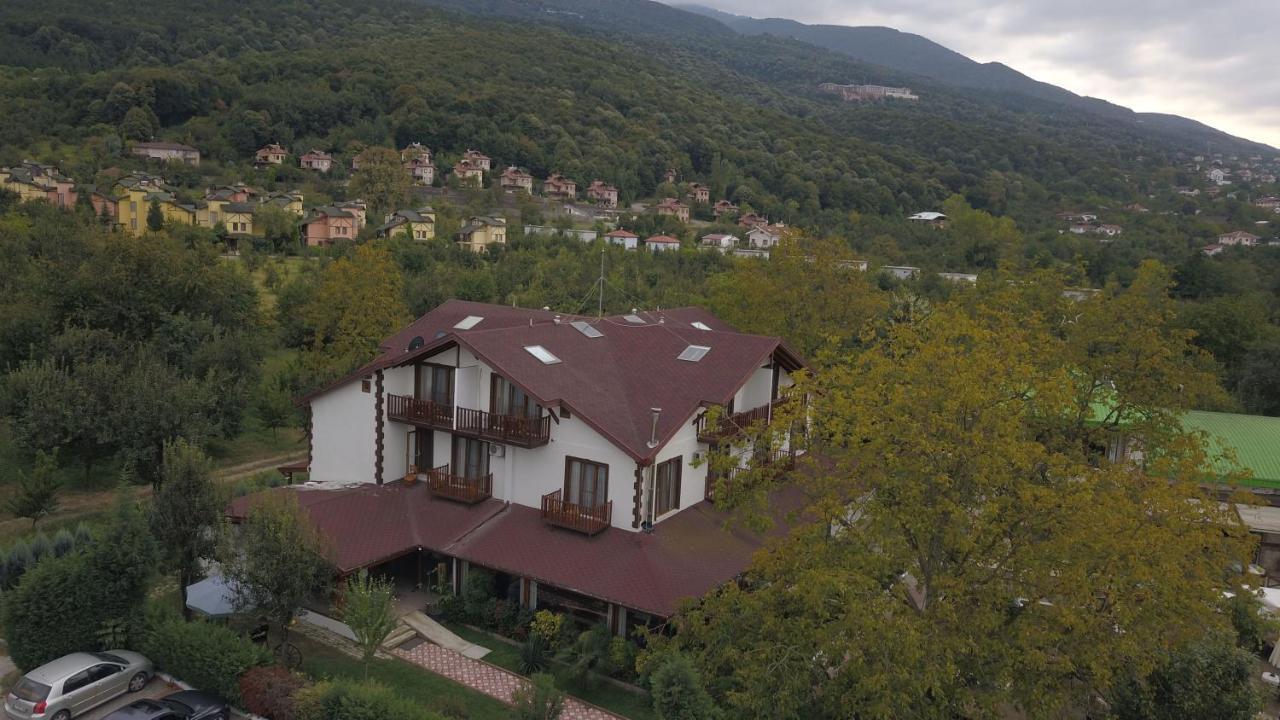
570,321,604,338
453,315,484,330
677,345,711,362
525,345,562,364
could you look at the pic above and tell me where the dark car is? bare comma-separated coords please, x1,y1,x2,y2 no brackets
100,692,228,720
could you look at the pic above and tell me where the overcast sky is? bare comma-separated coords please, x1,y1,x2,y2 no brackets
688,0,1280,149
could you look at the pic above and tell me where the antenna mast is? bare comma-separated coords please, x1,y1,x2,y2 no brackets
598,246,606,317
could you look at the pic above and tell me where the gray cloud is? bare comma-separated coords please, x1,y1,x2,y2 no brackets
690,0,1280,147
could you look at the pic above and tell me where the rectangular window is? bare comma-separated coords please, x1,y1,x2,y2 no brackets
565,457,608,508
491,375,541,418
417,364,454,406
409,430,431,471
452,436,489,479
654,457,682,516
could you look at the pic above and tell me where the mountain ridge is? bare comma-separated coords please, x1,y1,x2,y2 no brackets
678,3,1276,154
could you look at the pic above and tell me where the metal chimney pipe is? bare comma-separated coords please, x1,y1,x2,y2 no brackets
647,407,662,449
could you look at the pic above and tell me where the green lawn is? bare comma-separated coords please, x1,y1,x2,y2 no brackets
442,623,656,720
293,634,512,720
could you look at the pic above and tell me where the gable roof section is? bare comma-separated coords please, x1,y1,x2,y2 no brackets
303,300,804,461
1181,410,1280,488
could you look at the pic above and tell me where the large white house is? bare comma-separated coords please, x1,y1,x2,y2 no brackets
239,300,805,633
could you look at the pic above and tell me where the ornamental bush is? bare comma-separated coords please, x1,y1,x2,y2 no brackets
2,552,103,670
294,679,444,720
650,653,719,720
239,665,310,720
139,618,272,703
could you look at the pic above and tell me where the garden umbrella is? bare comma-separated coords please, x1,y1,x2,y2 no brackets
184,573,250,618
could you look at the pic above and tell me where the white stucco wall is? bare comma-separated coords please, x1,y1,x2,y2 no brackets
648,411,708,525
310,379,376,483
381,366,415,481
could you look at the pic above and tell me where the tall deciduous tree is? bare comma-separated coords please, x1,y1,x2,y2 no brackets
224,493,331,644
6,450,60,527
301,242,410,383
151,439,223,619
349,147,410,220
676,281,1252,720
341,570,398,678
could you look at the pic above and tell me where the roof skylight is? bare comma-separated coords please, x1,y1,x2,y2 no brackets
677,345,711,362
453,315,484,330
524,345,562,364
691,321,712,331
623,314,646,324
570,321,604,338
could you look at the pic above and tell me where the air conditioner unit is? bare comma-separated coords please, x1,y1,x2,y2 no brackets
488,444,506,457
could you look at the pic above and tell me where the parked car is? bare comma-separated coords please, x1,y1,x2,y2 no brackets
101,692,229,720
3,651,151,720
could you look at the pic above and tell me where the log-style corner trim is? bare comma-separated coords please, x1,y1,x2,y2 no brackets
375,371,385,485
632,462,645,528
306,407,314,470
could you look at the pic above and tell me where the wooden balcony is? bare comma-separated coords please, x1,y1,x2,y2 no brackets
541,489,611,535
727,448,796,482
455,407,551,449
425,464,492,505
387,394,454,431
696,403,775,443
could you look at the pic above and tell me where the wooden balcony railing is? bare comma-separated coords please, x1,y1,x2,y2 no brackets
387,394,454,430
696,403,775,443
541,489,611,535
455,407,552,448
426,464,492,505
726,447,797,483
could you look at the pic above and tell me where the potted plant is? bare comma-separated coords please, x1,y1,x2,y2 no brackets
404,464,418,485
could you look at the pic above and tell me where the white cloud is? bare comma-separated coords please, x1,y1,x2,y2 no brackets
691,0,1280,147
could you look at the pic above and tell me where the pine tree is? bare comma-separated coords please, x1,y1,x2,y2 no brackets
146,198,165,231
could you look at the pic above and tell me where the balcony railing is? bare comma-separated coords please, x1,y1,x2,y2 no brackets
541,489,611,535
426,464,493,505
696,403,774,443
455,407,552,448
387,394,454,430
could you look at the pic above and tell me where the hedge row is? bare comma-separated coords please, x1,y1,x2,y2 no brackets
138,618,272,704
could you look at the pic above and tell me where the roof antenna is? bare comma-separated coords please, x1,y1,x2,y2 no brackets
598,246,606,318
647,408,662,449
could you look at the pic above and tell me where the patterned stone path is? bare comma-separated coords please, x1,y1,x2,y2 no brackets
394,642,625,720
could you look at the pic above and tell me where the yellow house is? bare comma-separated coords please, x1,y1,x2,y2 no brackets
96,174,196,235
220,202,257,237
262,190,305,216
0,161,77,208
456,216,506,252
378,207,436,241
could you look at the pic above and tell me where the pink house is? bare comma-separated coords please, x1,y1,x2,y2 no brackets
654,197,689,223
543,173,577,201
686,183,710,204
586,180,618,208
302,206,359,247
300,150,334,173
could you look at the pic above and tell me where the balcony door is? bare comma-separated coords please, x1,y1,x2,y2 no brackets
417,363,454,406
491,375,541,418
453,436,489,480
565,457,608,508
408,430,432,472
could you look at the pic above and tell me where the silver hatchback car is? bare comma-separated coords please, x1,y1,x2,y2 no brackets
4,651,152,720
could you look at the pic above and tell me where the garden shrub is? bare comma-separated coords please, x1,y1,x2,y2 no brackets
240,665,310,720
2,541,33,590
2,552,103,669
139,618,272,703
294,679,444,720
530,610,564,650
52,528,76,557
650,653,718,720
520,634,549,674
608,636,639,682
26,533,51,563
512,673,565,720
461,568,494,620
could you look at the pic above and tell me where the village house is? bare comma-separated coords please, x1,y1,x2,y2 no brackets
746,224,783,249
1069,224,1091,235
686,183,710,204
938,272,978,284
91,173,196,235
908,211,948,228
1094,224,1123,238
452,160,484,187
300,150,334,173
713,199,739,218
700,233,739,252
379,207,436,241
499,167,534,193
654,197,690,223
462,150,492,172
255,144,288,166
0,161,77,208
198,185,261,231
542,173,577,201
1124,203,1149,213
882,265,921,280
234,299,805,632
1208,168,1230,185
1202,243,1225,256
604,229,639,250
1176,187,1201,197
130,140,201,166
404,157,436,186
401,143,432,164
1218,230,1260,247
662,168,677,184
456,216,507,253
586,181,618,209
737,212,767,228
644,234,681,252
818,82,919,101
302,206,361,247
262,190,305,216
1055,211,1098,223
1256,197,1280,212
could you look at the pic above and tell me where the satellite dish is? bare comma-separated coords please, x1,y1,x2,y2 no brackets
407,336,425,351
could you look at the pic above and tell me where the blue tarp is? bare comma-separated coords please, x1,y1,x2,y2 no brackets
185,573,250,618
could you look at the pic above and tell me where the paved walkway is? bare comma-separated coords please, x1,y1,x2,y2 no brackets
401,611,490,659
394,643,625,720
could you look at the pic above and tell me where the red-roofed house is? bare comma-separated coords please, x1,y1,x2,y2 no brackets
499,166,534,193
654,197,689,223
302,205,360,246
713,199,739,218
300,150,334,173
1218,230,1260,247
542,173,577,201
452,160,484,187
586,180,618,209
686,183,710,204
262,299,807,629
462,150,492,172
644,234,681,251
604,229,639,250
700,233,739,252
255,143,287,166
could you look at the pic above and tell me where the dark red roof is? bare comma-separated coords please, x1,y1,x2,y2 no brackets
305,300,804,462
227,481,504,573
227,480,797,616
